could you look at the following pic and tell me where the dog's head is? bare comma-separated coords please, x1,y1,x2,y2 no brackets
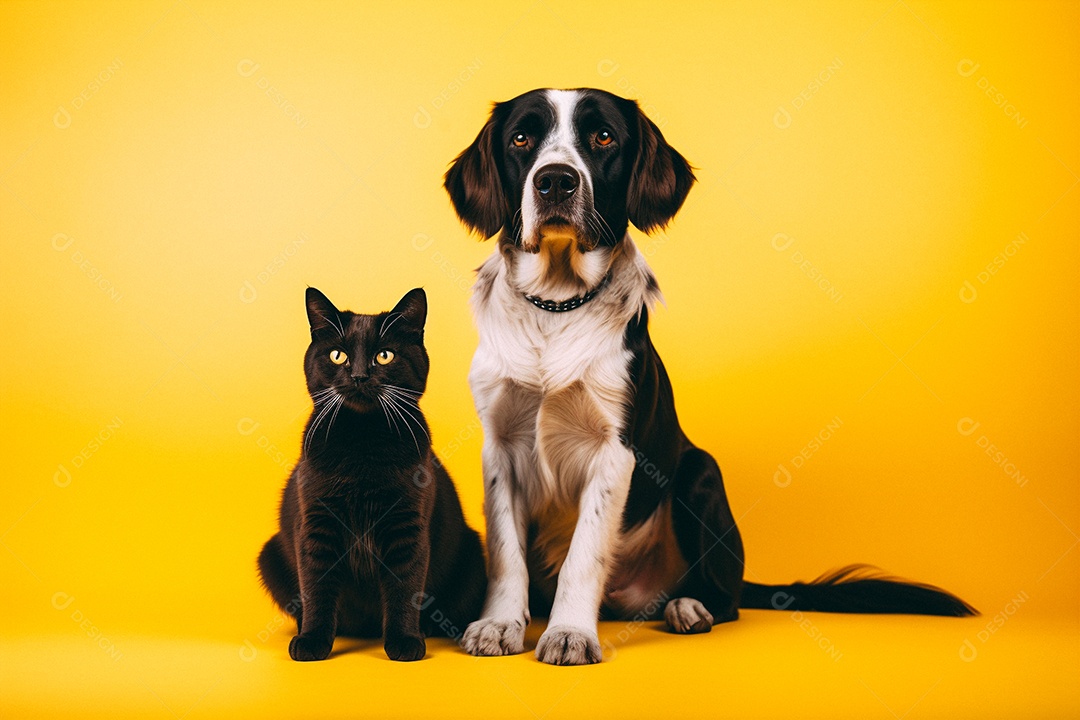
445,88,695,253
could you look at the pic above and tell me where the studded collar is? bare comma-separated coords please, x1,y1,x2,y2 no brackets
522,272,612,313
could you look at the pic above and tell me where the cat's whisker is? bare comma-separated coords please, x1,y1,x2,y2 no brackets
383,394,430,456
314,311,345,338
382,393,422,457
310,387,339,402
383,399,416,454
393,403,431,443
382,384,423,398
379,312,404,337
378,394,402,437
324,394,344,441
382,390,431,441
304,391,341,454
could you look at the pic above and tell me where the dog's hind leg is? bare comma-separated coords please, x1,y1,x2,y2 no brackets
667,446,746,632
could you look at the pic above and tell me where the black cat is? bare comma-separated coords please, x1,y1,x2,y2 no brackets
257,287,487,662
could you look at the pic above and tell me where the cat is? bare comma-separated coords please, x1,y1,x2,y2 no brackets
257,287,487,662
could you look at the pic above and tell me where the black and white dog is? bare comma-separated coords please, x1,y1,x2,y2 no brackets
444,88,975,666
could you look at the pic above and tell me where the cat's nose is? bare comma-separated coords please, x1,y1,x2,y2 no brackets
351,373,369,385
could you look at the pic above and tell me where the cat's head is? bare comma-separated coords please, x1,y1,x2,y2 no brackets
303,287,429,414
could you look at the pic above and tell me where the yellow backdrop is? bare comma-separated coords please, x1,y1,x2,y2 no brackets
2,1,1077,718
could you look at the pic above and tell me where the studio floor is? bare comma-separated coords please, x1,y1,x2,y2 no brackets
3,1,1078,718
2,611,1076,719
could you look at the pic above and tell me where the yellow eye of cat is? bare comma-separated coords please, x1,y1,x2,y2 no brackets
595,130,613,146
375,349,395,365
512,133,528,148
329,349,348,365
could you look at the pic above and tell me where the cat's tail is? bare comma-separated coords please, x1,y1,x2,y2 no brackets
257,534,301,614
739,565,977,616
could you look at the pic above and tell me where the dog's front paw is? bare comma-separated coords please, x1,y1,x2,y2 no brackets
664,597,714,634
461,617,527,656
288,633,333,661
535,626,602,665
385,634,426,662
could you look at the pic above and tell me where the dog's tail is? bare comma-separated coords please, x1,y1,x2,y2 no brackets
739,565,977,616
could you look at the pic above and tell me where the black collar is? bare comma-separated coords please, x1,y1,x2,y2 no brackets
523,272,612,313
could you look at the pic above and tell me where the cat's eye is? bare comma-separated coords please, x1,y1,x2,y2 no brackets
595,130,614,146
375,349,395,365
512,132,529,148
329,349,348,365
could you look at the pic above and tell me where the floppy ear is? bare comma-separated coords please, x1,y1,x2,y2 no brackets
626,106,696,233
305,287,344,338
444,109,507,238
386,288,427,336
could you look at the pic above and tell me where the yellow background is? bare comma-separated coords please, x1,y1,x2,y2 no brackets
2,1,1077,718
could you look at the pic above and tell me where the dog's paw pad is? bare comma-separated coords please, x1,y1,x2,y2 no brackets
535,626,602,665
462,617,526,656
664,597,714,634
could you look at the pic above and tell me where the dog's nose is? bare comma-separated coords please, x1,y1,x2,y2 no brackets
533,164,579,205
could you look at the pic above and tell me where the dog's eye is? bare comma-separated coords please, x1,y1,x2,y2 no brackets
329,349,348,365
375,349,395,365
595,130,614,146
512,133,529,148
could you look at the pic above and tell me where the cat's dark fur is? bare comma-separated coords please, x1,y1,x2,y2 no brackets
257,287,487,662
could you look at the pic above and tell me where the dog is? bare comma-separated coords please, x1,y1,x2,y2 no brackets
444,88,976,666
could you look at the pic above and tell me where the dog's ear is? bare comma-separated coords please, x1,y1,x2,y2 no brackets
444,108,507,238
626,105,696,233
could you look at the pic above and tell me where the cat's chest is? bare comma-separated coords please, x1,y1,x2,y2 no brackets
340,491,402,576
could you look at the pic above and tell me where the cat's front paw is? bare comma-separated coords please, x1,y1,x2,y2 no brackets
384,634,426,662
535,625,602,665
461,617,527,656
288,633,333,661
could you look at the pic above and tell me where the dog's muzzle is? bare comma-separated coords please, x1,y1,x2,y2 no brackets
533,163,579,206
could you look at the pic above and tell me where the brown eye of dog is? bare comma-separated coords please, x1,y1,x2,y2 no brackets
595,130,614,146
512,133,529,148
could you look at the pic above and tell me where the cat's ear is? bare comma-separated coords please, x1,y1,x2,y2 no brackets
387,288,427,335
305,287,344,338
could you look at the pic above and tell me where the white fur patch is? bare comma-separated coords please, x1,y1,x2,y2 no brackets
466,233,663,652
519,90,594,251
